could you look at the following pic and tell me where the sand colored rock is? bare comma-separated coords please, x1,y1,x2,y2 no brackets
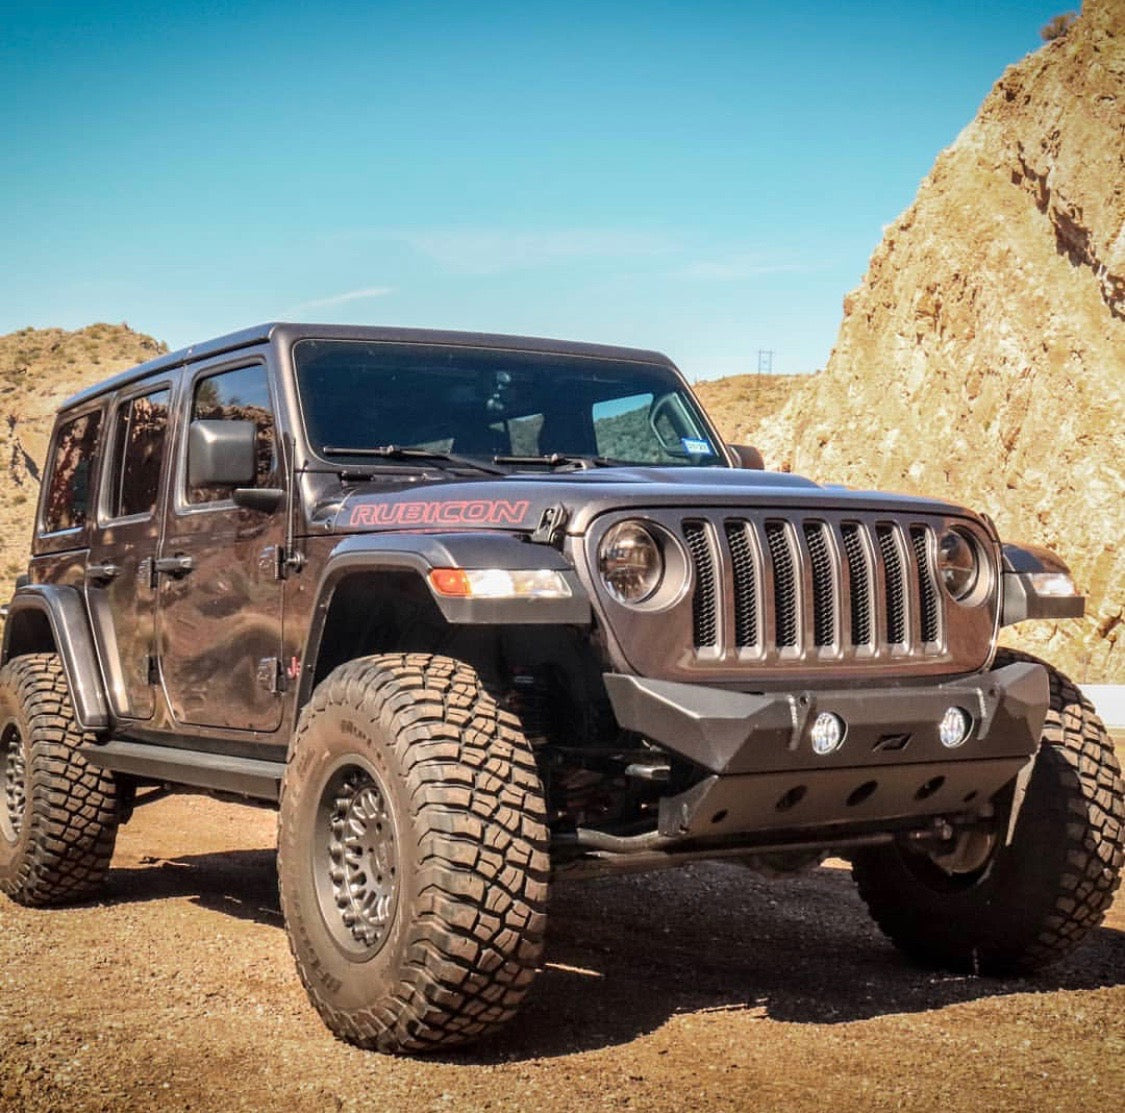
757,0,1124,682
0,324,167,588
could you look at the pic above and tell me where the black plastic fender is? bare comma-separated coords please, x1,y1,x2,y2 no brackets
1000,543,1085,626
1,585,110,731
300,531,592,706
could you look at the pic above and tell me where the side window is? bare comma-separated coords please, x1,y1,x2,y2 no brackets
592,392,663,462
42,411,102,533
188,364,275,505
109,388,171,519
592,391,716,463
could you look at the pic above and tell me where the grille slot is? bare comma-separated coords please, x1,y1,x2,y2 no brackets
841,523,872,647
725,522,759,648
911,527,940,644
876,525,907,646
765,521,798,648
804,522,836,647
683,521,718,648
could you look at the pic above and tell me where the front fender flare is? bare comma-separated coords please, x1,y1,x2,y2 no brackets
300,532,592,706
1,585,110,731
1000,543,1085,626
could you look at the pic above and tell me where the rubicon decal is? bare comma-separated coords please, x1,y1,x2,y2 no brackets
348,498,531,528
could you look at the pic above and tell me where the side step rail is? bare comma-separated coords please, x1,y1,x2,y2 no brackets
81,739,284,802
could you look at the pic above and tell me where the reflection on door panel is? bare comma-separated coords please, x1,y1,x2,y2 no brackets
158,363,285,732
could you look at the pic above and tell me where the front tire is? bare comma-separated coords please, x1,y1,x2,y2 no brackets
0,653,120,905
852,650,1124,974
277,653,550,1053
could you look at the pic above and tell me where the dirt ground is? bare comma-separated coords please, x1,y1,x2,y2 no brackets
2,747,1123,1113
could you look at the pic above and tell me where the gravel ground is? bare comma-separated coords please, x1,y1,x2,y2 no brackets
2,752,1123,1113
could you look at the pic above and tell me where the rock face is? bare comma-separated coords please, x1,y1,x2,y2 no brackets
757,0,1125,683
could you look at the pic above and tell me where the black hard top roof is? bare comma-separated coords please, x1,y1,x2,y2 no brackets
61,322,676,410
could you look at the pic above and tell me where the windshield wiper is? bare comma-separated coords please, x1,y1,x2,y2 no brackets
492,453,623,470
321,445,507,476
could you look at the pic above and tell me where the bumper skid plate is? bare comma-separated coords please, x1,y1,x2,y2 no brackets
604,662,1049,840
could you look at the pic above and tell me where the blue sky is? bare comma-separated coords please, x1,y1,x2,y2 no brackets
1,0,1064,379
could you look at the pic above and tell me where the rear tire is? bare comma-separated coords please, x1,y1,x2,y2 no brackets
277,653,550,1053
853,649,1124,974
0,653,120,905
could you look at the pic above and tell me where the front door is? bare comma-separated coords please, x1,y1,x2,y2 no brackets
156,361,285,732
85,382,174,720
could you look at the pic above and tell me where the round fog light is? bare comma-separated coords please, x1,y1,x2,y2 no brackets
939,706,972,748
811,712,846,755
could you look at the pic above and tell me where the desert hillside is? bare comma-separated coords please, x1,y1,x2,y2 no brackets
693,373,802,448
756,0,1124,683
0,324,166,583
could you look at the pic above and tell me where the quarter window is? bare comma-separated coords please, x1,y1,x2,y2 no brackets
110,388,171,519
188,365,275,504
42,411,102,533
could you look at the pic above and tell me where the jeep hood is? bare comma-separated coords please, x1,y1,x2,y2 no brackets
326,467,984,537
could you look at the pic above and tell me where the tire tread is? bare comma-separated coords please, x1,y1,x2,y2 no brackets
278,653,549,1053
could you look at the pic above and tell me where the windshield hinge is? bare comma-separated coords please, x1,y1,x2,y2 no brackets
531,504,569,548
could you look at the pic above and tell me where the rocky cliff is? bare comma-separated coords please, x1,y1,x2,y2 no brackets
757,0,1124,682
0,325,166,585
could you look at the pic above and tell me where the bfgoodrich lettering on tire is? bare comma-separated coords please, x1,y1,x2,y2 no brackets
0,653,119,906
852,649,1124,974
277,653,550,1053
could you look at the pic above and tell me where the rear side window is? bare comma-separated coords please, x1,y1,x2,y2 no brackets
109,388,171,519
42,411,102,533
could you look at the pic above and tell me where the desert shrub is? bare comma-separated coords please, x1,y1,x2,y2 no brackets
1041,11,1078,40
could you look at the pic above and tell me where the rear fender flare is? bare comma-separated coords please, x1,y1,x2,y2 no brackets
1,585,110,731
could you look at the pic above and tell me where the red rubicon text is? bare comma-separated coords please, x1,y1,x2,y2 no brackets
348,499,531,528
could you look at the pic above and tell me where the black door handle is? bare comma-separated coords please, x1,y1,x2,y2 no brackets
154,555,195,577
85,563,121,583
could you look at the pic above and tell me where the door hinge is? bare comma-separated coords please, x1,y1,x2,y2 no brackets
256,656,287,695
279,546,305,578
261,546,305,581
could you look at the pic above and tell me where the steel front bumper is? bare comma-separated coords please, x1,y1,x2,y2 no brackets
604,661,1049,840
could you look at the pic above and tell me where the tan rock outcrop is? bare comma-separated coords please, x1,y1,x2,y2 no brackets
0,324,166,588
757,0,1125,682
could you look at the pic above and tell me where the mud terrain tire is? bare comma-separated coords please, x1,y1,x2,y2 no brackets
277,653,550,1053
852,649,1124,974
0,653,119,905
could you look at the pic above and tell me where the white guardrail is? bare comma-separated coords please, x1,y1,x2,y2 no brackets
1083,686,1125,731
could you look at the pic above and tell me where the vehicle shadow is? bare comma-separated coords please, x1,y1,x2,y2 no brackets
453,861,1125,1063
104,849,282,927
101,851,1124,1061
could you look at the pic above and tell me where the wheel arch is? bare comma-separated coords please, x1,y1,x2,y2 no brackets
298,533,591,713
1,586,110,731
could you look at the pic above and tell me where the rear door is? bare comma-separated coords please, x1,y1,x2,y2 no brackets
85,381,174,720
156,359,285,732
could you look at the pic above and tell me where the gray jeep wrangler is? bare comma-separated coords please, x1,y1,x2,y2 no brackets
1,324,1121,1053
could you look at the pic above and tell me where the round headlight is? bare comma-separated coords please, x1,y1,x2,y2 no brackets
598,522,663,604
937,528,980,601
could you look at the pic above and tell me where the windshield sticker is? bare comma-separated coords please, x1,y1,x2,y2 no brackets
681,437,712,456
348,498,531,529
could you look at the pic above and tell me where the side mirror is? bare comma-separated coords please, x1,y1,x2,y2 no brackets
730,444,765,470
188,420,257,488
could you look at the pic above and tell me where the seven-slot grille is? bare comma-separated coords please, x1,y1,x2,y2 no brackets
685,516,943,660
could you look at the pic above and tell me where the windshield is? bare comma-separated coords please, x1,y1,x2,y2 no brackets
292,340,729,469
